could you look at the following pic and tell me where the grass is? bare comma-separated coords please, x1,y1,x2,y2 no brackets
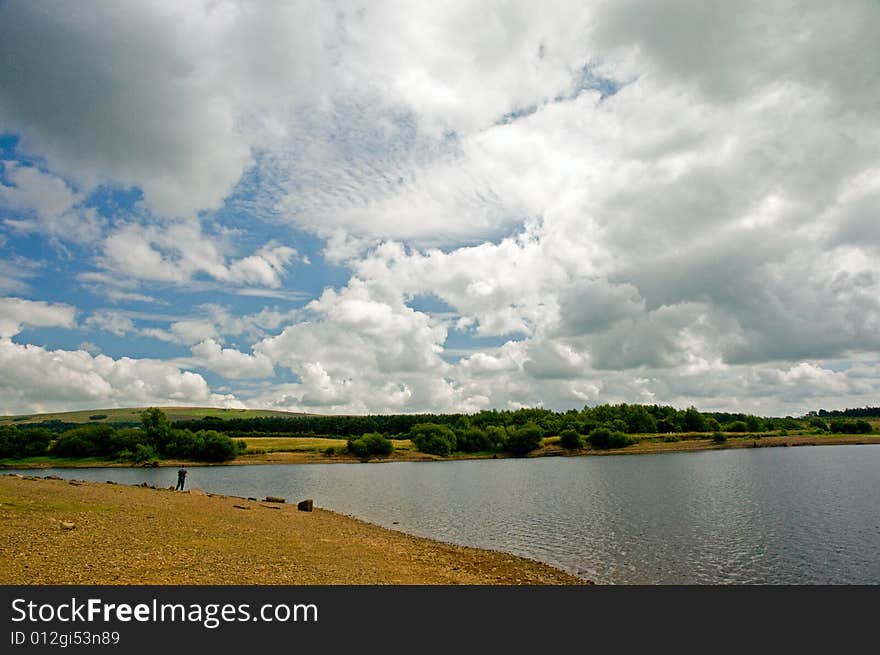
0,406,315,426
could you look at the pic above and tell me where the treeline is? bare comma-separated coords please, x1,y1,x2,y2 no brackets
171,404,819,439
174,414,464,438
808,407,880,418
0,409,242,463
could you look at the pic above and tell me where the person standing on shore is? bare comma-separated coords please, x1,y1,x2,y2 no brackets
176,466,187,491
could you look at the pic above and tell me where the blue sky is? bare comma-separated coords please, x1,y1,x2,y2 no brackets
1,1,879,416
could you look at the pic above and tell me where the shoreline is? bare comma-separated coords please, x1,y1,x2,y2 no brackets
0,474,584,585
2,433,879,470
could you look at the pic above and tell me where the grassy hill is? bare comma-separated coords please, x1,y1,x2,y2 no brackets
0,406,315,426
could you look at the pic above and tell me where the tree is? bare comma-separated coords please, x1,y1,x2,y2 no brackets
410,423,457,456
141,407,172,450
558,429,584,449
505,422,544,456
587,427,636,450
347,433,393,459
455,427,491,453
683,406,709,432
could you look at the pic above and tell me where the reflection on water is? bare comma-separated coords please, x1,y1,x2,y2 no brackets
8,445,880,584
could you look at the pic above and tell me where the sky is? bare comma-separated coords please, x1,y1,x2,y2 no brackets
1,1,879,417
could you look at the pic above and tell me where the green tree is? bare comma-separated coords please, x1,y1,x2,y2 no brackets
347,433,393,459
141,407,173,450
558,429,584,449
505,422,544,456
683,406,709,432
587,427,636,450
410,423,457,456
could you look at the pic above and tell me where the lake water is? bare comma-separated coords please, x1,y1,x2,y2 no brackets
7,445,880,584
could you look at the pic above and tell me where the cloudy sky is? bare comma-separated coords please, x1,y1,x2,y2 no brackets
1,1,878,417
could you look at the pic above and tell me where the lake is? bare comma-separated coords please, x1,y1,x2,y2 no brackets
8,445,880,584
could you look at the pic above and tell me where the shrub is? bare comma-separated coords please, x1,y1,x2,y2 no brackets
831,419,874,434
724,421,748,433
683,406,709,432
120,443,158,463
712,431,727,443
558,429,584,449
505,422,544,456
455,427,491,453
108,428,152,458
323,446,336,456
588,427,636,450
705,417,722,432
88,414,108,421
410,423,457,456
197,430,239,462
347,433,393,459
808,417,829,432
0,426,52,459
484,425,509,452
50,424,115,457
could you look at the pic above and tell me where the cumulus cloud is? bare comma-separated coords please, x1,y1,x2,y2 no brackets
2,2,879,415
189,339,274,380
98,222,298,288
84,310,135,337
0,161,103,242
0,339,241,414
0,297,76,338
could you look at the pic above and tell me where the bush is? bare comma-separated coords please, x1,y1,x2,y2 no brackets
50,424,115,457
505,422,544,456
558,429,584,449
161,428,238,461
410,423,457,456
88,414,108,421
588,427,636,450
455,427,492,453
0,426,52,459
108,428,152,458
683,406,709,432
831,419,873,434
347,433,393,459
724,421,748,433
197,430,240,462
808,417,829,432
712,431,727,443
119,443,158,463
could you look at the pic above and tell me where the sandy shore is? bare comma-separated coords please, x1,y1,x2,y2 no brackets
0,475,584,585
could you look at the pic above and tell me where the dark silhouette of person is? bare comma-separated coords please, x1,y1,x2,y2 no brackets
176,467,187,491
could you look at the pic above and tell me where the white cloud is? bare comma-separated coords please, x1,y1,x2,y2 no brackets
190,339,274,380
0,297,76,338
0,339,241,415
98,222,298,288
0,257,41,295
2,2,880,415
84,310,135,337
0,161,104,242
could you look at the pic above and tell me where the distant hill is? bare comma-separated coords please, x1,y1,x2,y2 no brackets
0,406,316,426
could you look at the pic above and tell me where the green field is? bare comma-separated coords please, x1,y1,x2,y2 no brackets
0,406,315,426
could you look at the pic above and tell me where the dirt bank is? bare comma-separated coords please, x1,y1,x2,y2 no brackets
0,475,584,585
